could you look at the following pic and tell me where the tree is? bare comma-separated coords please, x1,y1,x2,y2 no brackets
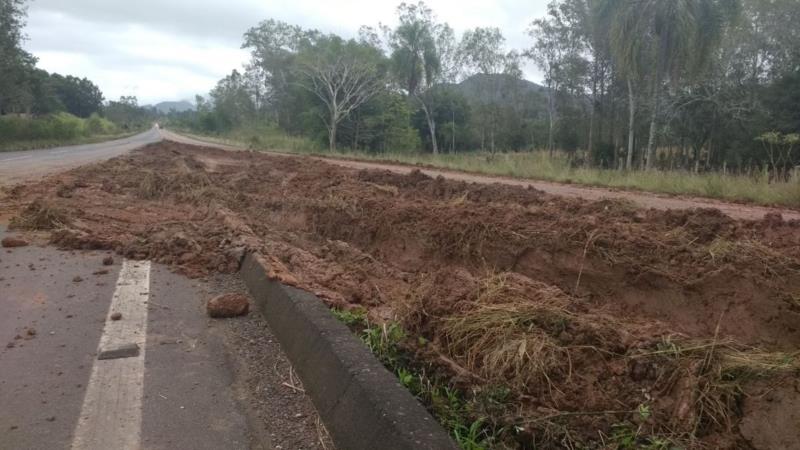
0,0,36,114
49,74,104,118
242,19,320,128
296,37,385,151
389,1,452,154
210,69,256,129
756,132,799,181
460,27,522,153
603,0,737,170
528,3,589,156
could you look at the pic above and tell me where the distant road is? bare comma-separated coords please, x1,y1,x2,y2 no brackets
0,128,162,185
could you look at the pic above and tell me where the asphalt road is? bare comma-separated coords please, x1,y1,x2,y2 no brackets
0,226,257,450
0,129,162,186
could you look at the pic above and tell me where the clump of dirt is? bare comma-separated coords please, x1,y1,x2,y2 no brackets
3,140,800,449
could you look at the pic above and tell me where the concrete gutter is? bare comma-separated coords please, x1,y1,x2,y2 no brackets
240,252,459,450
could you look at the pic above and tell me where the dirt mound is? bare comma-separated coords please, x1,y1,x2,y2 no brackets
3,140,799,449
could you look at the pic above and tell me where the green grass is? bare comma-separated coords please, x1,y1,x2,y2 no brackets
175,126,800,209
330,308,503,449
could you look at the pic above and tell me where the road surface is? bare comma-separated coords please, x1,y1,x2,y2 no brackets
0,227,255,449
162,129,800,222
0,226,333,449
0,129,162,186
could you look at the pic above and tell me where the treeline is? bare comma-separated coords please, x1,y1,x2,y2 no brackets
176,0,800,177
0,0,154,142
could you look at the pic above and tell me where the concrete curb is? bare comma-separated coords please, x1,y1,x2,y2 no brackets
240,252,459,450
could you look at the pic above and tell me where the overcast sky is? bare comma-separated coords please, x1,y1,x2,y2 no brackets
22,0,549,105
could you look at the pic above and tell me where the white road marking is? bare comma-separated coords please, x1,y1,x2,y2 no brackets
71,260,151,450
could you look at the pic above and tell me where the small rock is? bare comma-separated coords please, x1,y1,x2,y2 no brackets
102,256,114,266
26,328,36,337
98,343,139,360
72,276,83,283
110,312,123,321
45,416,55,422
206,293,250,318
1,237,28,248
92,269,109,276
6,342,14,349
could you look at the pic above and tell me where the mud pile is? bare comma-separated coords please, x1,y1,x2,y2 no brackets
3,141,799,449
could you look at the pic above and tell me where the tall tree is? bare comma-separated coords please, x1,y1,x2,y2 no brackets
389,1,450,154
0,0,35,114
460,27,522,153
297,36,385,151
604,0,736,170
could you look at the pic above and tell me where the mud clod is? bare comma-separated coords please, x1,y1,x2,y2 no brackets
1,237,28,248
207,293,250,318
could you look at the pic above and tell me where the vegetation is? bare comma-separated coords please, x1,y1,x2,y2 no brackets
331,308,501,449
166,0,800,203
0,112,134,152
0,0,156,147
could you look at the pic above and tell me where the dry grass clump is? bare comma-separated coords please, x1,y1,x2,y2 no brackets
635,337,800,434
9,199,70,230
136,167,213,201
137,170,166,199
407,270,800,445
706,237,800,277
439,273,623,394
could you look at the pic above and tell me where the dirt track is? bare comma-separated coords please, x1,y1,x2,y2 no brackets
2,140,800,449
164,129,800,222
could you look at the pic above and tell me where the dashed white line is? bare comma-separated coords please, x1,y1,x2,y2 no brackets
71,260,151,450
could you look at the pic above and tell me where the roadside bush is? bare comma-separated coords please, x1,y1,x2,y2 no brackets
85,113,117,135
0,112,118,145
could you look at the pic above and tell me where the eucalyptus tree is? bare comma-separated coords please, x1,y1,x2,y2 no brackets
604,0,737,170
388,1,458,154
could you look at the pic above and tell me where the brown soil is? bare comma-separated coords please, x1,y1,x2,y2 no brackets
2,141,799,449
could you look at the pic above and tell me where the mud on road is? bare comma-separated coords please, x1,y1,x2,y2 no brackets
2,141,800,449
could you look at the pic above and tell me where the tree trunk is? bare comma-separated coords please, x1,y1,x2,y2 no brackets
547,87,555,157
626,79,636,171
329,110,337,152
588,71,597,160
418,96,438,155
451,109,455,154
329,125,337,152
645,74,661,171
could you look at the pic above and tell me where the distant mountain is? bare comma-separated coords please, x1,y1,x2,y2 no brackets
149,100,194,114
456,74,548,99
444,74,550,110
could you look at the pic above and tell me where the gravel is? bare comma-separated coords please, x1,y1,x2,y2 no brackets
208,273,335,450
